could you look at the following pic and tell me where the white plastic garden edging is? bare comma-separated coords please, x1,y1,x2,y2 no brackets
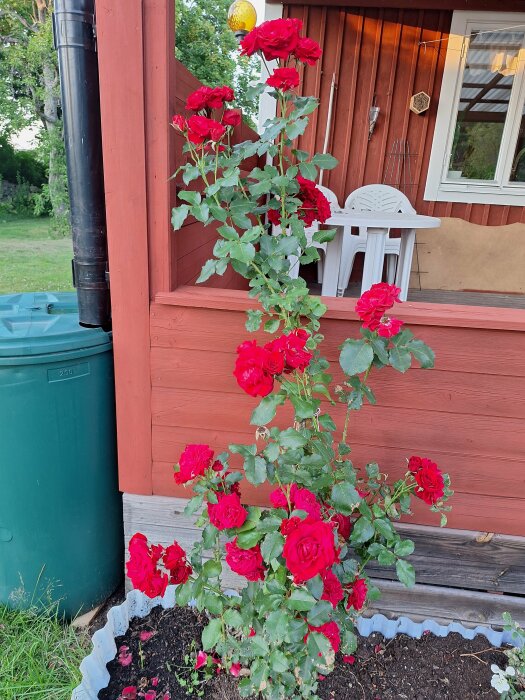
72,586,518,700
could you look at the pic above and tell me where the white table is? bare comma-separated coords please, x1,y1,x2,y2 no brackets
321,210,441,300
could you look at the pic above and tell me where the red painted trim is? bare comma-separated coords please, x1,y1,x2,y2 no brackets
97,0,152,494
155,286,525,332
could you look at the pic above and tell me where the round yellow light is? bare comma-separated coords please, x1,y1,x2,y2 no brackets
227,0,257,34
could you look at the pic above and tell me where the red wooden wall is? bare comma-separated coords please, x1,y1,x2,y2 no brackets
96,0,525,538
285,4,525,226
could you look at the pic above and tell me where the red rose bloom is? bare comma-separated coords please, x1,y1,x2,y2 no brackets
222,109,242,127
186,86,213,111
321,568,344,608
207,492,248,530
377,316,403,338
267,208,282,226
355,283,401,332
163,541,192,584
126,533,169,599
187,115,226,145
240,18,303,61
283,517,338,583
270,487,289,509
290,484,321,519
266,67,300,92
171,114,187,132
409,455,445,505
233,340,276,397
175,444,214,484
225,538,266,581
265,329,312,373
330,512,352,540
293,36,322,66
306,621,341,653
280,516,303,536
346,577,368,611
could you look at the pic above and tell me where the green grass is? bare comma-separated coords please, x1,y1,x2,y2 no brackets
0,602,90,700
0,215,74,295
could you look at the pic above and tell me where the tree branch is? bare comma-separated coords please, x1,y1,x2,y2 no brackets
0,9,39,33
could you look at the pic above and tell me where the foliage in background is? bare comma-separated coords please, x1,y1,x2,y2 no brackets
0,597,89,700
175,0,260,127
0,1,70,233
0,134,46,186
491,614,525,698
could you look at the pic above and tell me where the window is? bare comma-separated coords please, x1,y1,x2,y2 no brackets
425,12,525,206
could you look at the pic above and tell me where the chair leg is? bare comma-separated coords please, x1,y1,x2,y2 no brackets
317,256,324,284
386,254,397,284
395,229,416,301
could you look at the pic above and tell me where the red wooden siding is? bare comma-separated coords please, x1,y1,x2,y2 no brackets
286,4,525,225
149,289,525,537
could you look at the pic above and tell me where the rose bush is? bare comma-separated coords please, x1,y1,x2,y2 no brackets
127,16,453,699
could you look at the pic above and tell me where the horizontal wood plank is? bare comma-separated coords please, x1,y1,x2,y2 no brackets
123,495,525,626
151,346,525,419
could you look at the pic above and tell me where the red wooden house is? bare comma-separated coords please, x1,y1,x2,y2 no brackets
94,0,525,625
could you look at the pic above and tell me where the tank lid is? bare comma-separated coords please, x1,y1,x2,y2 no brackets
0,292,111,358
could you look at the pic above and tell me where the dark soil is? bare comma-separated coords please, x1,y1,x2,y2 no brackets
98,605,507,700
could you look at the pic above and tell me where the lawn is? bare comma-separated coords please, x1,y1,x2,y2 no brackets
0,215,74,295
0,602,90,700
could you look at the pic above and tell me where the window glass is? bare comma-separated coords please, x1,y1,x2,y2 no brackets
447,30,525,181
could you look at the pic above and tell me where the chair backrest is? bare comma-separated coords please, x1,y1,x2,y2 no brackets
317,185,340,210
344,184,415,214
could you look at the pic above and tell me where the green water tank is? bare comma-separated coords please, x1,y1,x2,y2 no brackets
0,292,122,617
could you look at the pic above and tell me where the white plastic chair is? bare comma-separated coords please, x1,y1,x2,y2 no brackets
286,186,340,281
337,184,415,297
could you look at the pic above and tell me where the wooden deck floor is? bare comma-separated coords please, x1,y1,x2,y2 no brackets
308,282,525,309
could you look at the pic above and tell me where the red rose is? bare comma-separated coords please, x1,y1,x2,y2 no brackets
207,87,228,110
270,487,289,509
121,688,138,700
355,283,401,332
280,516,303,536
263,347,285,376
283,517,338,583
293,36,322,66
377,316,403,338
306,621,340,653
223,109,242,127
230,663,242,677
126,533,169,599
240,18,302,61
225,538,265,581
175,444,214,484
195,651,208,669
330,513,352,540
345,577,367,611
266,67,300,92
187,115,226,145
233,340,275,397
265,329,312,374
207,492,248,530
163,541,192,584
171,114,187,132
185,86,213,111
321,568,344,608
294,176,332,227
290,485,321,519
409,455,445,505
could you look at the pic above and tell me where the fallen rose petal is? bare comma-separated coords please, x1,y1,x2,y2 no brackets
117,646,132,667
318,674,326,680
139,630,154,642
195,650,208,669
343,655,356,665
144,692,157,700
121,688,137,700
162,694,170,700
374,643,382,654
151,677,159,687
249,627,256,637
230,663,241,677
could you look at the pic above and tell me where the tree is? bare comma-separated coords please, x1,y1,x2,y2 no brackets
175,0,260,126
0,1,69,231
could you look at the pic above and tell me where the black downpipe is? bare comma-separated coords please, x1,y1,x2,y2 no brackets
53,0,111,328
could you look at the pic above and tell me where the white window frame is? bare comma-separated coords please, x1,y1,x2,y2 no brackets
425,11,525,207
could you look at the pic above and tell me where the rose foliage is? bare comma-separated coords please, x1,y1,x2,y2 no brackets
128,17,453,700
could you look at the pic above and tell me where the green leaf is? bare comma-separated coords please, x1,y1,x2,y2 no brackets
223,609,243,627
278,428,307,449
202,618,222,650
291,97,319,118
250,394,285,426
288,588,317,611
408,339,435,369
312,228,337,244
306,600,333,626
312,153,339,170
370,336,390,364
176,581,193,606
178,190,201,206
261,532,285,563
196,259,216,283
236,529,263,549
230,241,256,264
298,162,317,180
396,559,416,587
171,205,189,230
264,318,280,333
218,225,239,241
245,455,267,485
266,609,291,643
182,165,199,185
350,516,375,544
293,149,310,162
340,339,374,376
184,494,204,516
389,347,412,373
245,309,263,332
286,117,308,140
192,202,210,223
330,482,361,515
203,559,222,578
269,649,289,673
307,631,334,667
394,539,415,557
290,395,319,420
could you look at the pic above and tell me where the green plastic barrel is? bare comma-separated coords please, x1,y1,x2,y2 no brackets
0,292,122,617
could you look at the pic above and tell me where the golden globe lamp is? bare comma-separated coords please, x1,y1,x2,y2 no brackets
227,0,257,42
